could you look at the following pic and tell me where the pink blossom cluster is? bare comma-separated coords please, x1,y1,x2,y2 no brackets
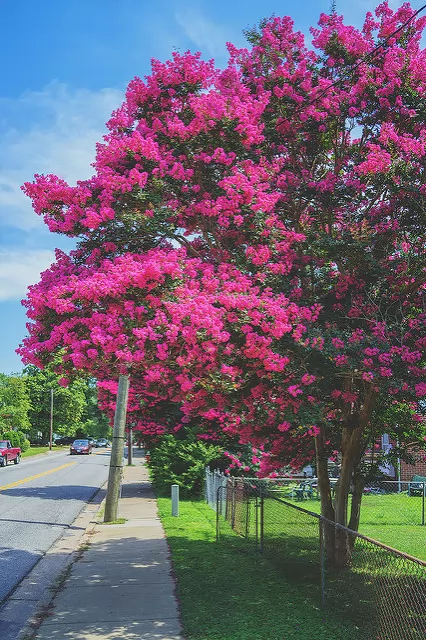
19,2,426,473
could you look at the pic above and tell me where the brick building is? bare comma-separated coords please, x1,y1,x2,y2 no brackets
365,434,426,481
400,448,426,481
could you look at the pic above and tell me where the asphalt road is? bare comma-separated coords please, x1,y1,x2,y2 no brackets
0,448,111,604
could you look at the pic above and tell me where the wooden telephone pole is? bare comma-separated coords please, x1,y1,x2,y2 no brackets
104,374,130,522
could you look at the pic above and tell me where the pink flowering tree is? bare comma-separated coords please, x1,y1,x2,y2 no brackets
19,246,319,459
21,2,426,565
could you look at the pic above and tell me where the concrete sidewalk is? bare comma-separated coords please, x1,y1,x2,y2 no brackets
31,451,183,640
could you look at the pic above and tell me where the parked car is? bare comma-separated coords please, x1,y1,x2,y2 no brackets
0,440,21,466
70,439,92,455
87,437,97,448
54,436,75,446
96,438,110,448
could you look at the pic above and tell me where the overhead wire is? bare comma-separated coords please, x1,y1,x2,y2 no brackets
286,3,426,117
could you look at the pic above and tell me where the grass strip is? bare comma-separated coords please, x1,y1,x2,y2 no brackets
22,446,68,457
157,498,365,640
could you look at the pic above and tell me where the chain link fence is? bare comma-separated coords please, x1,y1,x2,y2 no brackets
268,478,426,526
205,470,426,528
206,470,426,639
359,480,425,526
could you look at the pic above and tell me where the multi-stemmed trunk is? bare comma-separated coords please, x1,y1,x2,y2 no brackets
348,469,366,550
333,423,364,568
315,428,335,563
315,385,376,568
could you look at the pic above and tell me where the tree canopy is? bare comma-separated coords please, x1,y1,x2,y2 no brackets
19,2,426,562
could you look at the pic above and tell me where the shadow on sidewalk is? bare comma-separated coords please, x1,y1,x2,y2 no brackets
32,534,182,640
120,481,154,498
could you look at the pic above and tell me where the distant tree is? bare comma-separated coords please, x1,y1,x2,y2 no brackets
24,365,87,443
148,433,223,498
79,378,111,439
0,373,32,433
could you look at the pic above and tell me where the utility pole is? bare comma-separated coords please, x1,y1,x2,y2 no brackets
104,374,130,522
49,388,54,450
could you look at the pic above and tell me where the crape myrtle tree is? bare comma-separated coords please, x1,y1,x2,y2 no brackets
19,248,319,455
97,378,266,476
20,2,426,566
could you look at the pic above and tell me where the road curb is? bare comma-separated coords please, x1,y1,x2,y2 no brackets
0,482,107,640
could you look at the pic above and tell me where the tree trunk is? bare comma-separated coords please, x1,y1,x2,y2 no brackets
348,468,365,550
315,428,335,563
332,384,377,568
333,424,363,568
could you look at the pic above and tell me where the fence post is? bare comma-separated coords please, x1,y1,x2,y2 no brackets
231,478,236,529
259,483,264,553
216,486,221,541
319,519,326,608
205,467,209,505
245,486,250,538
255,494,259,550
213,469,219,509
422,483,425,526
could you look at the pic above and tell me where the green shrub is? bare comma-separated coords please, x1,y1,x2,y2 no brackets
149,435,223,498
19,437,31,452
1,430,31,452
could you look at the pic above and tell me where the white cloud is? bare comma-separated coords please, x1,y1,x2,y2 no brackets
385,0,400,9
175,8,234,60
0,82,123,231
0,249,56,301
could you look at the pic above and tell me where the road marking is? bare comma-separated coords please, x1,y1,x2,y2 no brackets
0,462,77,492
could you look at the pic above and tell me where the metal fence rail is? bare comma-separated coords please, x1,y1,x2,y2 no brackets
207,471,426,639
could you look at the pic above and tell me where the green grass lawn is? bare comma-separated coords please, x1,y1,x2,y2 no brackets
157,498,368,640
273,490,426,560
253,498,425,636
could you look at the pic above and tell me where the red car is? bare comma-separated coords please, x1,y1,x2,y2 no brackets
70,439,93,455
0,440,21,466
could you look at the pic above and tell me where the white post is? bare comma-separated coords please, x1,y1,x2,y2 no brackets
49,388,54,450
127,426,133,466
171,484,179,517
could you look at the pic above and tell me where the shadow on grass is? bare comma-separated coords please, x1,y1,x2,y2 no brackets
244,532,378,638
159,499,371,640
215,496,426,640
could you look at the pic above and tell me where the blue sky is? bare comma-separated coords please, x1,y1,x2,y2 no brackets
0,0,408,374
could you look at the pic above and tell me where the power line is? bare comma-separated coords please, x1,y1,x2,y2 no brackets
287,3,426,118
